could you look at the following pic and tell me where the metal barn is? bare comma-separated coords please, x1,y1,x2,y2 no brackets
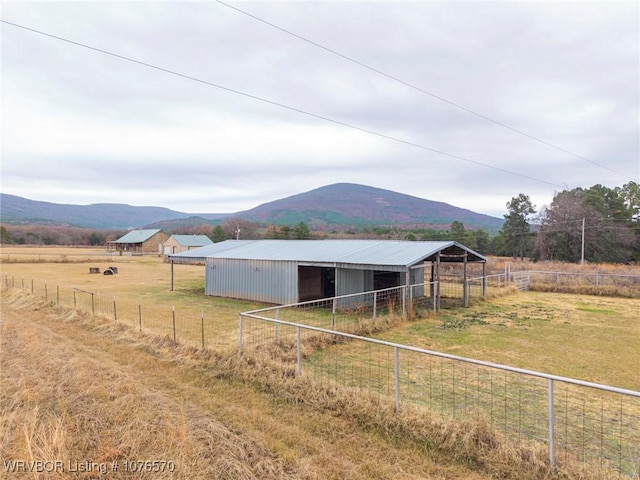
171,239,486,306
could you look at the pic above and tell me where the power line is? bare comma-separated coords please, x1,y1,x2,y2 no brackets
216,0,637,182
0,19,564,189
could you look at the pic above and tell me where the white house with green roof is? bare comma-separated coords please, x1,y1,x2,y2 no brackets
161,234,213,256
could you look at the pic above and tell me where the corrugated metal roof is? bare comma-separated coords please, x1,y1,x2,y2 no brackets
172,239,485,267
170,235,213,247
113,229,162,244
169,240,256,262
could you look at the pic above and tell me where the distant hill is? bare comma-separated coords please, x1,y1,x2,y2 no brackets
235,183,503,231
0,183,503,231
0,193,225,229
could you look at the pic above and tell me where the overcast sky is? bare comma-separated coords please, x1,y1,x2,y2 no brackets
1,1,638,219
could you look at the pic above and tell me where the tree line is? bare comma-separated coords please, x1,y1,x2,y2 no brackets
2,182,638,264
497,182,639,263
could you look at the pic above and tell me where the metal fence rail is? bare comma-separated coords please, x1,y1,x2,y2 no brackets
239,312,640,477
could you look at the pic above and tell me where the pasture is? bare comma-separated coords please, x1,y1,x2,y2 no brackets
2,246,639,479
2,247,637,390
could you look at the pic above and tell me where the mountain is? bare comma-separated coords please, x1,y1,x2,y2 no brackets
0,193,226,229
0,184,503,231
235,183,503,231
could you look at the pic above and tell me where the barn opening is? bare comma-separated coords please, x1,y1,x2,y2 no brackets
373,271,402,290
298,266,335,302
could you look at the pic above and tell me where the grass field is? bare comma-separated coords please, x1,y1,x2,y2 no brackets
1,246,639,479
2,247,638,388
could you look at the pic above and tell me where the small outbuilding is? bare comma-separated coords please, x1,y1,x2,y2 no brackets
161,234,213,257
108,229,169,254
170,239,486,307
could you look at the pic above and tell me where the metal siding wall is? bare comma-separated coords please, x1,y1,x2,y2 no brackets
205,258,297,304
336,268,365,296
335,268,375,308
411,267,426,297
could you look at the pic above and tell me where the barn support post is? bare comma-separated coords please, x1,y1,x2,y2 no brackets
482,262,487,297
436,253,441,312
430,262,435,300
404,270,411,318
463,253,469,307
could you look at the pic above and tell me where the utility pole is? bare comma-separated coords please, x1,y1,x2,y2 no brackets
580,217,585,265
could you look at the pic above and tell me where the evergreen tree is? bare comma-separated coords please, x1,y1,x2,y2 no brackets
501,194,536,260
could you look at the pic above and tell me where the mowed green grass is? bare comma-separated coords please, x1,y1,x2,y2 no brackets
381,292,640,390
2,248,638,390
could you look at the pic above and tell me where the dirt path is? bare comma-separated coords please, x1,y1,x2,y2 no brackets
1,290,490,480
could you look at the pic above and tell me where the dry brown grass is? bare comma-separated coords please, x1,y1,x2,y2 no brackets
487,256,640,275
2,288,626,480
1,288,500,480
0,290,291,480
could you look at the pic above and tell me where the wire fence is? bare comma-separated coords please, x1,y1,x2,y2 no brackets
495,266,640,297
4,272,639,477
3,274,236,350
238,310,640,478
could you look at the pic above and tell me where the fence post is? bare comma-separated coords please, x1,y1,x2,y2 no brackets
138,304,142,331
56,285,59,305
402,286,406,318
31,279,34,294
548,379,556,467
332,298,337,330
73,289,77,308
238,315,244,356
201,311,205,348
113,296,117,321
394,346,400,411
275,308,280,342
91,293,95,316
373,291,377,319
172,306,176,342
44,281,48,301
433,282,437,313
296,326,302,377
464,280,470,308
